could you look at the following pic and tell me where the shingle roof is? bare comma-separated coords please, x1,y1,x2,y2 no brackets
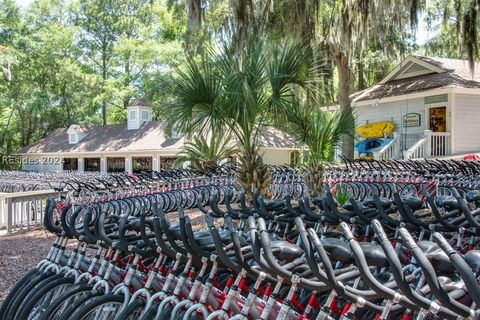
16,122,300,154
352,56,480,103
256,126,301,149
17,121,184,154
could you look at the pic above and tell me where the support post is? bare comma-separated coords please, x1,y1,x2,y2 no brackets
6,197,12,234
424,130,432,158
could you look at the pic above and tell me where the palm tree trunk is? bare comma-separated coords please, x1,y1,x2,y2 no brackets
306,160,324,197
237,146,271,199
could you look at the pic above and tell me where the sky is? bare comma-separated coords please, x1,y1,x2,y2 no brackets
15,0,34,7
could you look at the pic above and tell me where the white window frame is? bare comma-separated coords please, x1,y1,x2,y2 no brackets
141,110,149,121
69,133,78,144
129,110,137,121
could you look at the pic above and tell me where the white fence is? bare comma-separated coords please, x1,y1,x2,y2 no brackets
404,130,451,160
0,190,62,234
373,133,401,160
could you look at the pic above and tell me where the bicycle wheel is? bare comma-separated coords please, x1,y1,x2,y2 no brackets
0,268,39,319
156,303,174,320
115,298,145,320
138,303,158,320
37,283,95,320
5,271,59,320
16,275,75,320
70,293,124,320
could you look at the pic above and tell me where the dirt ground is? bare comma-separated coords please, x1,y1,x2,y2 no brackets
0,228,56,301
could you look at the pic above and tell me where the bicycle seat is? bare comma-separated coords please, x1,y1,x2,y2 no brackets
363,197,391,209
464,250,480,273
322,237,352,264
466,190,480,203
359,242,389,267
194,229,235,246
417,241,455,273
169,224,182,238
435,196,458,210
400,195,424,211
437,276,465,291
271,240,302,261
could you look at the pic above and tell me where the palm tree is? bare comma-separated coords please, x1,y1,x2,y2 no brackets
167,39,319,197
285,104,355,197
175,130,239,171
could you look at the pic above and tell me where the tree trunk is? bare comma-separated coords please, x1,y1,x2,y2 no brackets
305,160,324,198
186,0,202,56
237,145,271,199
102,42,108,126
335,49,354,159
230,0,253,58
357,61,366,91
124,55,131,109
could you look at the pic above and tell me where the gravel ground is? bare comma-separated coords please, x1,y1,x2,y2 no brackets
0,209,217,301
0,228,57,301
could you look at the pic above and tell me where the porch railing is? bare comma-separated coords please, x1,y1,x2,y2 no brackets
373,132,401,160
0,190,63,234
404,130,451,160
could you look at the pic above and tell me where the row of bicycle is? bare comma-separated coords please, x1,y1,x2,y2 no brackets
3,174,480,319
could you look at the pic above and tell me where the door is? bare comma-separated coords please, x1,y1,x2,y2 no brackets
429,106,447,156
429,107,446,132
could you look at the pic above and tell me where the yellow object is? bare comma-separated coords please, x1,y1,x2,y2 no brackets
355,121,395,139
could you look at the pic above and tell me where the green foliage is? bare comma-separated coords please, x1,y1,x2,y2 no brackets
285,105,355,163
166,38,319,195
175,129,239,171
333,183,350,206
0,0,477,168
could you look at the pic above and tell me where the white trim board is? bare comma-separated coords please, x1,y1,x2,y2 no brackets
352,87,480,107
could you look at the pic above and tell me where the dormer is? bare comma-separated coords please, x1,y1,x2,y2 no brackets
67,125,90,144
127,98,152,130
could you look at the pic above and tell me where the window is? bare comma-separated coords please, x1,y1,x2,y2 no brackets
141,110,149,122
289,150,301,165
160,157,176,169
129,110,137,121
133,157,152,173
69,133,78,144
84,158,101,172
107,157,125,172
63,158,78,171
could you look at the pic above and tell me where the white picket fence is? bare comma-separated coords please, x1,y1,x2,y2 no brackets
0,190,62,234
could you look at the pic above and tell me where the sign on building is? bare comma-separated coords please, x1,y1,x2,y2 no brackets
424,94,448,104
403,113,421,127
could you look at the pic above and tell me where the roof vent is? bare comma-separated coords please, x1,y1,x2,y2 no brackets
67,125,90,144
127,99,152,130
394,61,435,80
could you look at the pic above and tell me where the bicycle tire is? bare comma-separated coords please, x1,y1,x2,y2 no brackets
156,303,174,320
37,282,94,320
115,298,145,320
70,293,124,320
16,275,75,320
139,303,158,320
0,268,39,319
5,271,58,320
54,287,101,320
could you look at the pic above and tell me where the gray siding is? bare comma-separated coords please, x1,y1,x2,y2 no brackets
453,93,480,153
356,98,426,135
356,98,425,150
